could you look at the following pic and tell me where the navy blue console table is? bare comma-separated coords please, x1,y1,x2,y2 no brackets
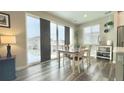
0,57,16,81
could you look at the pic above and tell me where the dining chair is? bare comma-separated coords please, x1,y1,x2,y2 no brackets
80,45,91,67
62,44,74,66
70,49,84,73
62,44,70,66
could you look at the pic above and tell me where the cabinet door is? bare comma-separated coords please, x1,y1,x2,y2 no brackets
0,62,4,80
5,59,16,80
0,58,16,81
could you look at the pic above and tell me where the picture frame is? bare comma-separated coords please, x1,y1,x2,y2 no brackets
0,12,10,28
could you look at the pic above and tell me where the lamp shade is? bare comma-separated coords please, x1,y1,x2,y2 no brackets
0,36,16,44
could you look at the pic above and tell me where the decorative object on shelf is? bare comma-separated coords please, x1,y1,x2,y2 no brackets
0,35,16,57
104,21,114,33
104,11,114,33
0,12,10,28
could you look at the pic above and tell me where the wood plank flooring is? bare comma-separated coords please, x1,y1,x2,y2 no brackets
15,58,115,81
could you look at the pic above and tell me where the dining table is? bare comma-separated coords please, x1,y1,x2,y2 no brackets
57,48,90,68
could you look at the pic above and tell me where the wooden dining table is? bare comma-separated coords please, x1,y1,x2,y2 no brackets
57,48,90,68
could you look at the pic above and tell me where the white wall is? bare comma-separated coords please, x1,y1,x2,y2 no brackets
0,11,75,70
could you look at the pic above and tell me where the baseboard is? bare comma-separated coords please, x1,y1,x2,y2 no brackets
16,62,41,71
16,65,28,71
28,62,41,67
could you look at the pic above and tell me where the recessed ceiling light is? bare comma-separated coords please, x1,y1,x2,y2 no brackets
84,14,87,18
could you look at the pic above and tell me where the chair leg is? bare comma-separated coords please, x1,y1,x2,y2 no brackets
71,60,75,73
85,58,89,66
87,58,91,66
63,55,64,67
77,63,80,73
81,60,84,71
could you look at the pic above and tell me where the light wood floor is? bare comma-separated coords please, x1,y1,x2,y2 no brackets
15,58,115,81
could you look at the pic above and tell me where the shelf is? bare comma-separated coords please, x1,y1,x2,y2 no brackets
97,56,110,59
97,51,110,53
96,45,112,48
96,45,112,61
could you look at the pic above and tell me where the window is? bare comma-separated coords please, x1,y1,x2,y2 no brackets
83,24,100,45
58,25,65,50
83,24,100,57
50,23,69,59
26,15,40,64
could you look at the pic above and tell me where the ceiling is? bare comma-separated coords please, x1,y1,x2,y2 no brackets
46,11,113,25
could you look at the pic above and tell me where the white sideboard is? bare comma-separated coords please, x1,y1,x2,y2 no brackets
96,46,112,60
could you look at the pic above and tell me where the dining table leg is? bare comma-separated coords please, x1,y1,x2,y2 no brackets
58,51,60,68
88,51,91,65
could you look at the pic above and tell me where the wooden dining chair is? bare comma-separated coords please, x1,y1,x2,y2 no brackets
62,44,70,66
70,49,84,73
62,44,74,67
80,45,91,67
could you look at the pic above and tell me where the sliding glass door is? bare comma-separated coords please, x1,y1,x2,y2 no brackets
50,23,66,59
26,15,41,64
58,25,65,57
26,17,69,61
58,25,65,50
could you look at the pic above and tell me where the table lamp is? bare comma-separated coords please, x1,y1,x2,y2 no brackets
0,35,16,57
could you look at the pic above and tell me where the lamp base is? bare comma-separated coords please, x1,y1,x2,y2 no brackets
7,44,11,57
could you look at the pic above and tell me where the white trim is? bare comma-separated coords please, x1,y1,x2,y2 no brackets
28,62,41,66
16,65,28,71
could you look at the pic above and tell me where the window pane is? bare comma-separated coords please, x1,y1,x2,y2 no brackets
26,16,40,64
84,27,91,34
91,24,100,33
58,25,65,49
83,25,100,45
50,23,57,59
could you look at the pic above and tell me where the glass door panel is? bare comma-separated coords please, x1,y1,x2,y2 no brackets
26,15,40,64
58,25,65,56
50,23,57,59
